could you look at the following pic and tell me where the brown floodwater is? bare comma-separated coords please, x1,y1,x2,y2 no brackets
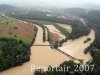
0,24,69,75
59,29,95,63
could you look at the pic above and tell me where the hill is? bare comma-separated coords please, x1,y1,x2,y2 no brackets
0,4,16,12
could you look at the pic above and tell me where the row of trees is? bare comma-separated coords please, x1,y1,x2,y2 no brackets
45,25,66,49
30,26,38,46
27,20,46,42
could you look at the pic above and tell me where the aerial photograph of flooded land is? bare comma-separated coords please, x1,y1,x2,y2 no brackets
0,0,100,75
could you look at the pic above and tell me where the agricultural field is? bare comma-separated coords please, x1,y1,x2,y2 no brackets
0,15,37,44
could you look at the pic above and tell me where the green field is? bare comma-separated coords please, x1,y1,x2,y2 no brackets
6,18,15,27
0,15,15,33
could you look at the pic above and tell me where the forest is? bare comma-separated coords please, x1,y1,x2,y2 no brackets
0,38,30,71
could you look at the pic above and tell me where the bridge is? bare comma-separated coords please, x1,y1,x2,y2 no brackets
56,49,77,60
33,44,79,61
33,44,50,46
